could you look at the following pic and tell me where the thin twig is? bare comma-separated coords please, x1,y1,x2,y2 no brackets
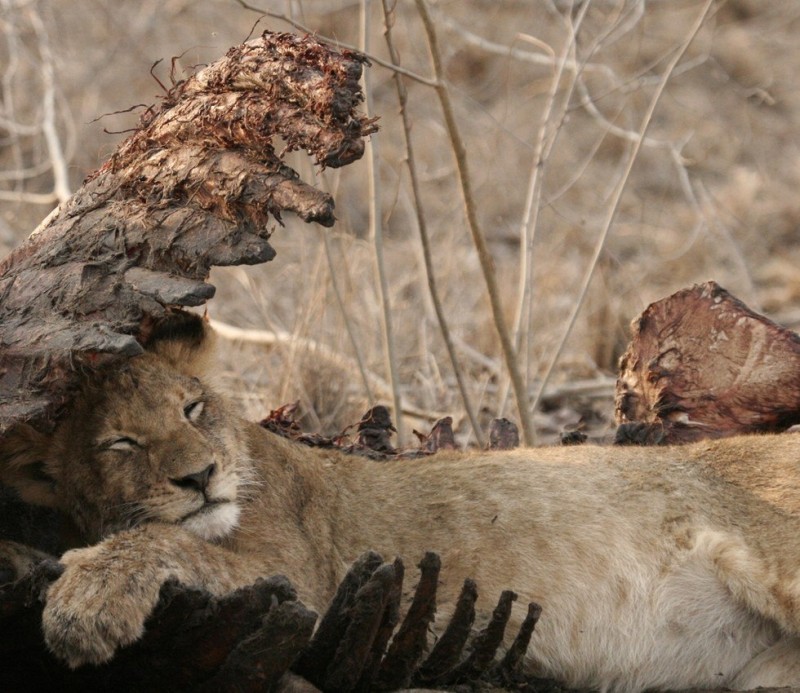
530,0,717,415
302,155,376,404
695,182,758,306
0,3,71,206
435,11,614,79
1,0,24,199
0,158,56,181
29,202,63,237
234,0,438,87
320,227,376,403
209,319,447,422
277,247,326,411
360,0,406,445
0,190,58,204
28,7,71,203
499,0,591,417
380,0,485,447
413,0,536,446
574,77,677,152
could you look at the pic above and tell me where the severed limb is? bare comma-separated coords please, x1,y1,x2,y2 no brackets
0,31,377,437
0,551,554,692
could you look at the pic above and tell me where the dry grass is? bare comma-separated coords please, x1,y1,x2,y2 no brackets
3,0,800,444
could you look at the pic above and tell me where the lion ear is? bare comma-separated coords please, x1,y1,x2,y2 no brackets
0,424,61,508
146,311,217,378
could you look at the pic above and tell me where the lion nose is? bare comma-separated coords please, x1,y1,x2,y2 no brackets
170,463,216,492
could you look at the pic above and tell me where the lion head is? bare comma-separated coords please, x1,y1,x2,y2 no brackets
1,316,252,543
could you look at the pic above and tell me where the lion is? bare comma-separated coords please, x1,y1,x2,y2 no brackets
1,314,800,692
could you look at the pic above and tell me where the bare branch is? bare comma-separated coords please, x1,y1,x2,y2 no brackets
530,0,717,416
413,0,536,446
210,319,448,423
27,7,70,203
380,0,485,447
360,0,406,444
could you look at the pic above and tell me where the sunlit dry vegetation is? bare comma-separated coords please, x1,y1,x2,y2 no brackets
2,0,800,445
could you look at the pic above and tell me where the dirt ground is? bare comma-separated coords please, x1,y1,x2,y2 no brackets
2,0,800,445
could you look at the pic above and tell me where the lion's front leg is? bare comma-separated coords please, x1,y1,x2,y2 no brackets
42,523,259,668
43,541,161,667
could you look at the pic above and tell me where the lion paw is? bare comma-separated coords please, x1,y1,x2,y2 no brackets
42,545,160,668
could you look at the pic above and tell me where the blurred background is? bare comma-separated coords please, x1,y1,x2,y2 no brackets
2,0,799,445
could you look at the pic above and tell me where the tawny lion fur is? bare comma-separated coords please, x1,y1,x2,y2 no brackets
2,319,800,691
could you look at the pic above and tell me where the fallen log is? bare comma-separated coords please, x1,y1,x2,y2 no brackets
615,281,800,444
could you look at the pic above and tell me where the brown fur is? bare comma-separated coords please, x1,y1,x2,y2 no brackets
2,321,800,691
